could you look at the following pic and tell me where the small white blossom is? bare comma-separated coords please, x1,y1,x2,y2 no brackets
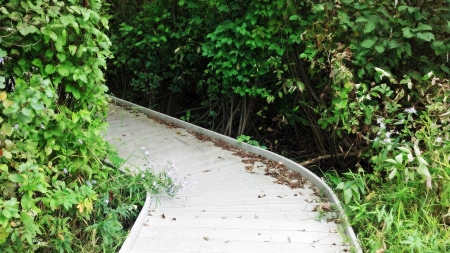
78,139,83,144
144,150,149,156
404,107,417,114
435,137,443,143
63,168,68,174
40,124,45,129
141,146,146,151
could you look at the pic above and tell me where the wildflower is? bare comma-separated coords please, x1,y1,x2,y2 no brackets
63,168,68,174
91,180,97,185
404,107,417,114
435,137,443,143
141,146,146,151
86,181,92,187
144,150,149,156
379,122,386,130
0,57,4,64
153,181,156,186
105,199,109,205
40,124,45,129
14,124,19,129
78,139,83,144
141,174,145,179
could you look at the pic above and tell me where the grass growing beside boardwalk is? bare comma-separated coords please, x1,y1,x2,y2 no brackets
327,98,450,252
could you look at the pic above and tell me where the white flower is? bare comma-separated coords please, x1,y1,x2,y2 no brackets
144,150,149,156
63,168,68,174
435,137,443,143
379,122,386,129
404,107,417,114
377,118,384,124
40,124,45,129
141,146,146,151
78,139,83,144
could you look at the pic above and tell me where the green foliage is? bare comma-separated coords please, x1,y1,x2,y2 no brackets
328,76,450,252
0,0,114,251
237,134,267,150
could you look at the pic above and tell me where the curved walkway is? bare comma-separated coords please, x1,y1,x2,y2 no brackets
106,98,361,253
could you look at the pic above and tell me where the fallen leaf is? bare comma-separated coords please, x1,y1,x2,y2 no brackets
225,240,230,243
237,215,242,218
258,233,261,236
255,214,258,219
258,194,266,198
143,223,149,226
277,196,283,198
200,210,205,212
203,236,209,241
222,216,227,219
161,214,165,219
294,194,298,196
203,170,211,173
171,218,176,221
288,237,291,243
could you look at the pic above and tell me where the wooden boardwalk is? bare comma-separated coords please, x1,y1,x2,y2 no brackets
106,100,360,253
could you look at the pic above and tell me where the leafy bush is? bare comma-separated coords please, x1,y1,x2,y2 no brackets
0,0,113,251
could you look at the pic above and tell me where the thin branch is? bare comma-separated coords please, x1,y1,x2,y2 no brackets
299,152,360,167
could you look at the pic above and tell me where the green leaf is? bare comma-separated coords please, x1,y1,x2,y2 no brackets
44,64,56,74
0,164,7,172
72,113,80,123
416,32,435,42
375,45,385,53
416,23,432,31
0,49,7,58
1,123,13,136
57,65,70,76
9,174,25,183
364,21,376,34
401,27,414,38
178,0,185,6
31,101,44,111
31,58,42,67
360,37,377,48
289,15,299,21
2,210,11,219
21,107,32,117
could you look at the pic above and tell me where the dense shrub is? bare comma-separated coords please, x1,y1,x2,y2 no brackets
0,0,114,251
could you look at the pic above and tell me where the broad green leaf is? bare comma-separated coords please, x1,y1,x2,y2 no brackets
401,27,414,38
0,49,6,58
360,37,377,48
2,210,11,219
45,64,56,74
0,164,7,172
416,23,432,31
364,21,376,34
21,107,32,117
375,45,385,53
1,123,13,136
57,65,70,76
178,0,185,6
9,174,25,183
72,113,80,123
69,45,77,55
289,15,299,21
416,32,435,42
30,101,44,111
31,58,42,67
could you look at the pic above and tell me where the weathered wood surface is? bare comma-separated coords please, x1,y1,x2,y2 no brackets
106,104,350,253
